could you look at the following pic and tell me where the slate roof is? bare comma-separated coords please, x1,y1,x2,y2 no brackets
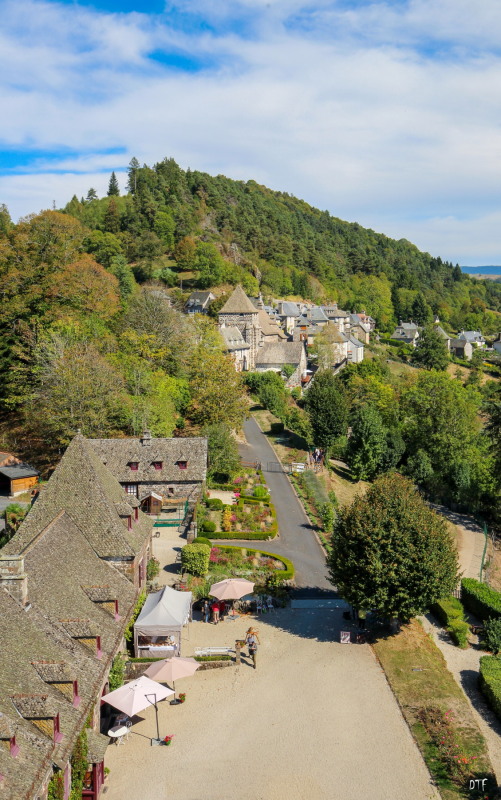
86,727,109,764
433,324,451,340
459,330,485,343
277,301,300,317
88,435,208,486
322,305,349,318
219,285,258,315
255,341,305,367
185,291,214,311
18,512,136,656
220,326,250,352
257,309,287,339
307,307,329,323
348,335,364,348
0,464,39,480
4,435,151,559
450,338,470,349
0,588,106,797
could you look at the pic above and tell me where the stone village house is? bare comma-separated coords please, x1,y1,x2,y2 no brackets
0,431,206,799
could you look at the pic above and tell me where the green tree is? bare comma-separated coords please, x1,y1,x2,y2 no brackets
0,203,12,235
107,171,120,196
153,211,175,250
345,405,388,480
405,449,434,485
109,255,136,304
188,346,247,429
411,326,449,371
85,187,98,202
127,157,140,194
411,292,432,325
195,242,227,288
84,230,124,269
328,473,458,623
181,542,210,577
204,422,240,484
304,370,348,451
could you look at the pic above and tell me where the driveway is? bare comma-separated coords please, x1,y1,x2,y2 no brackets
104,611,439,800
236,418,332,592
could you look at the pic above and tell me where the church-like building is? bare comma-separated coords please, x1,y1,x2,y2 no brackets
218,285,307,386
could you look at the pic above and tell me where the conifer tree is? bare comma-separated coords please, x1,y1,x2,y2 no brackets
107,171,120,196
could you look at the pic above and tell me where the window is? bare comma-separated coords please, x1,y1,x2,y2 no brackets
153,461,163,470
177,461,187,470
124,484,138,497
129,462,138,471
73,680,81,708
127,516,132,531
54,714,63,744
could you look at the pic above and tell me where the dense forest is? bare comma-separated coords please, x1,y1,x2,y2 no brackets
0,157,499,527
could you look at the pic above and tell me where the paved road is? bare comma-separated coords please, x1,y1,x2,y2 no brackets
236,417,332,591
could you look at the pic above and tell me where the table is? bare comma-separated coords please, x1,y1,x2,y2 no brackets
139,645,176,656
108,725,129,745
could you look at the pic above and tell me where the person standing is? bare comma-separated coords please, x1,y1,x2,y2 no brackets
245,627,260,669
203,599,210,623
212,601,220,624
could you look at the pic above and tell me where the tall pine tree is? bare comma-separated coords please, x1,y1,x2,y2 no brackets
107,171,120,197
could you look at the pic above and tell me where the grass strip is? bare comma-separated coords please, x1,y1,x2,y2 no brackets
372,619,496,799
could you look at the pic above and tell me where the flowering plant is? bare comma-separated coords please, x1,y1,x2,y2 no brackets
178,693,186,703
164,735,174,745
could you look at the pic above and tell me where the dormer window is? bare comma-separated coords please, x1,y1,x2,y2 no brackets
153,461,163,470
129,462,138,471
54,713,63,744
177,460,187,470
127,515,132,531
10,736,19,758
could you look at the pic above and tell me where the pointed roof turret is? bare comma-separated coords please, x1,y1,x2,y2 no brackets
219,285,258,315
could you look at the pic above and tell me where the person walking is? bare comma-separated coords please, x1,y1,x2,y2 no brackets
202,599,210,623
245,627,260,669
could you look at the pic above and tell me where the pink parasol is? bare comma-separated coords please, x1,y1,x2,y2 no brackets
209,578,255,601
145,657,200,701
102,675,174,744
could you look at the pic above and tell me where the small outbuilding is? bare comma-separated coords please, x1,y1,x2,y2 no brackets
0,452,39,497
140,491,163,515
134,585,192,656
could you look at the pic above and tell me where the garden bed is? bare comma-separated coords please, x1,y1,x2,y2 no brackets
198,493,278,540
185,545,294,599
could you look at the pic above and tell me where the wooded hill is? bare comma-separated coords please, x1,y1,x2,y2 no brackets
61,158,501,334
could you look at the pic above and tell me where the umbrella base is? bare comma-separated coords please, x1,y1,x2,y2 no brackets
151,738,165,746
169,698,182,705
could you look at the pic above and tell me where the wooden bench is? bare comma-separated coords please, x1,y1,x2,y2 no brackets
194,646,233,657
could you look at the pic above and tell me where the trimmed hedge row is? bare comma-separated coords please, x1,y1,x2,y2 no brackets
462,578,501,621
207,530,271,540
218,545,295,582
479,655,501,720
431,596,469,648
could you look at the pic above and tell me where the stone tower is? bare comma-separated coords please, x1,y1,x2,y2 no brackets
218,285,261,369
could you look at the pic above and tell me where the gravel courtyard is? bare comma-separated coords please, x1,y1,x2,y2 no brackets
103,609,438,800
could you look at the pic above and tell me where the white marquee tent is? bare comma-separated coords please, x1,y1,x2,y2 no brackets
134,585,192,657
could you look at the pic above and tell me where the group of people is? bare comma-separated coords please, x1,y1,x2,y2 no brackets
202,599,231,624
310,448,324,465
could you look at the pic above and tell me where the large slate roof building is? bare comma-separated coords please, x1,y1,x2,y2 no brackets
88,432,208,505
0,435,150,799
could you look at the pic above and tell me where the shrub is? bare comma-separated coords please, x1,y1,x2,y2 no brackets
222,506,232,532
181,543,210,577
206,498,224,510
462,578,501,621
253,485,269,499
448,618,470,648
192,536,212,547
431,596,469,648
205,530,272,540
146,557,160,581
431,596,464,626
270,421,284,434
479,655,501,720
319,502,336,533
201,520,217,533
484,618,501,654
108,654,126,691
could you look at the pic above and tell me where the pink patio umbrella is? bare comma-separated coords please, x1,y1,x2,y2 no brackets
145,657,200,703
102,675,174,745
209,578,255,601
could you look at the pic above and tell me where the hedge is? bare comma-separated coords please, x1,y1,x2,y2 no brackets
206,530,272,540
218,545,295,582
194,654,232,662
431,596,469,649
236,495,269,505
461,578,501,621
192,536,212,547
479,655,501,720
206,498,224,510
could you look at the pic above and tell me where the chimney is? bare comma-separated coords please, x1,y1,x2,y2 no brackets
0,556,28,607
141,430,152,447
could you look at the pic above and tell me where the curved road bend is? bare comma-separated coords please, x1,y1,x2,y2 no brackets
236,417,332,591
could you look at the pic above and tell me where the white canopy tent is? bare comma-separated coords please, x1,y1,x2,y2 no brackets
134,585,192,657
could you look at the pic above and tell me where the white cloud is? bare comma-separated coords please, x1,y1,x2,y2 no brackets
1,0,501,262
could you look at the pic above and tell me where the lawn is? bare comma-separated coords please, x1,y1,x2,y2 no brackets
373,619,496,799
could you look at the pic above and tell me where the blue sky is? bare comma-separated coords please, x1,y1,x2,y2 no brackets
1,0,501,264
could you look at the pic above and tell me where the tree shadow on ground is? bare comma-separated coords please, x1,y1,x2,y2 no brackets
459,668,501,740
255,587,395,645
